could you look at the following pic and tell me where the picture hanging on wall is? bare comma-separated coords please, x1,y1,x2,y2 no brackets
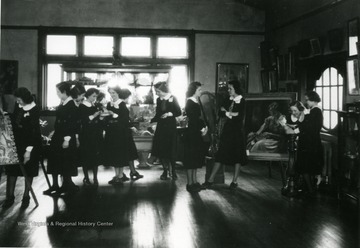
216,63,249,95
0,60,18,94
216,63,249,112
347,59,360,95
0,60,18,112
348,18,359,57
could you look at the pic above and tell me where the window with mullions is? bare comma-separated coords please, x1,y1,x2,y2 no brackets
42,32,192,109
157,37,188,58
314,67,343,129
121,37,151,57
46,35,76,55
84,36,114,56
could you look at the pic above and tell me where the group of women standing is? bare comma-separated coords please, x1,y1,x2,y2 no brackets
1,79,324,208
44,82,144,193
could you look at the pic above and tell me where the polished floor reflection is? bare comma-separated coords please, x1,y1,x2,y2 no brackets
0,162,358,248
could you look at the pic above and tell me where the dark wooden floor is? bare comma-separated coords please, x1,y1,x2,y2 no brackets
0,161,358,248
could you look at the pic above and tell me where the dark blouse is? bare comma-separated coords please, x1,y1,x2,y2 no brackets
185,99,206,135
297,107,323,152
183,99,207,169
11,103,42,157
296,107,324,174
151,95,181,123
215,97,248,165
47,99,79,176
102,101,138,166
53,100,79,140
150,95,181,159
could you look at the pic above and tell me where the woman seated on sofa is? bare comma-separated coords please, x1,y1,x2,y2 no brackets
247,102,287,153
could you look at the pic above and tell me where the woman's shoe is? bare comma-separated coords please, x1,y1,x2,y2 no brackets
108,177,118,184
186,184,200,193
83,178,92,187
112,177,123,185
130,171,144,180
20,196,30,209
194,182,206,190
43,186,59,195
160,170,168,180
171,170,178,180
121,173,130,182
229,182,238,190
2,196,15,208
202,181,213,189
93,178,99,187
186,184,192,192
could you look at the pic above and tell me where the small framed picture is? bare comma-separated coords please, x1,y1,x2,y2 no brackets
348,18,359,57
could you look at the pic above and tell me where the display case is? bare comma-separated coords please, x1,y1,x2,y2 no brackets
337,109,360,201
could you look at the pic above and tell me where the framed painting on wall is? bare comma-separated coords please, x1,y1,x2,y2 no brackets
0,60,18,94
0,60,18,113
215,63,249,110
347,59,360,95
348,18,359,57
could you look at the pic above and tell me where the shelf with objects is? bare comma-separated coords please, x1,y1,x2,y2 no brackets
336,106,360,202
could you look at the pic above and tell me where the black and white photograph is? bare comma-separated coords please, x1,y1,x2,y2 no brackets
0,0,359,247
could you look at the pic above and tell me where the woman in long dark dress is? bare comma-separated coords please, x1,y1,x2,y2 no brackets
103,86,143,185
70,83,86,167
79,88,102,187
203,80,248,189
2,87,42,208
183,82,208,192
44,82,79,195
294,91,324,194
150,81,181,180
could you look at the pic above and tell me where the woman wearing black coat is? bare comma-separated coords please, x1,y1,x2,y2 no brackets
44,82,79,195
150,81,181,180
294,91,324,194
183,82,208,192
103,86,143,185
2,87,42,208
70,83,86,167
203,80,248,189
79,88,103,187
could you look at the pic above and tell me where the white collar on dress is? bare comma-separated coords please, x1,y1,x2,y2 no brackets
188,97,199,103
82,100,92,107
21,102,36,111
310,106,321,111
291,108,310,121
230,95,242,103
110,99,123,108
62,97,72,105
291,115,298,122
160,94,171,100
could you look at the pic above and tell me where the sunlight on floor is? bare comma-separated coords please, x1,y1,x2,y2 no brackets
132,202,156,247
168,196,194,248
315,225,342,248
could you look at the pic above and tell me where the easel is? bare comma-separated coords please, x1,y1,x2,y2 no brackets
19,163,39,207
2,155,50,208
40,154,51,188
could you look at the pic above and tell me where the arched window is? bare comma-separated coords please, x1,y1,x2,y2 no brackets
314,67,343,129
